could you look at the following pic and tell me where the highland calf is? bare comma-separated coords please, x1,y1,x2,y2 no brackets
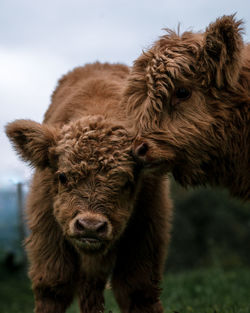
6,63,172,313
123,15,250,200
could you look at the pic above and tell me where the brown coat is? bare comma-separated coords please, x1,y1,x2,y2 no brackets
6,63,172,313
123,15,250,200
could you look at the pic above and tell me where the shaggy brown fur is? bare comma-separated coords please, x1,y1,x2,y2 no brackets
122,15,250,200
6,63,172,313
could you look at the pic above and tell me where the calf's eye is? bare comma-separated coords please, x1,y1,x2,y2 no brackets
120,177,133,192
175,87,191,100
58,172,68,185
123,180,131,190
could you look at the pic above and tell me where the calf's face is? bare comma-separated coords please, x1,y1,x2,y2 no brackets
6,117,139,254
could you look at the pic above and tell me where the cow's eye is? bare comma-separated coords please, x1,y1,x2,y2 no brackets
58,172,68,185
175,87,191,100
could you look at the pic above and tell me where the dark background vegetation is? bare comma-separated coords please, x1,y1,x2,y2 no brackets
167,179,250,271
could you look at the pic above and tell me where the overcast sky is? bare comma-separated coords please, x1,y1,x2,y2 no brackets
1,0,250,186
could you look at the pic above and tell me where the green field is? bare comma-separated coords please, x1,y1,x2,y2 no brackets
1,267,250,313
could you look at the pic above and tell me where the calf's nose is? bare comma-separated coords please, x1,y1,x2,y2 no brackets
133,137,149,161
75,218,108,237
133,140,149,161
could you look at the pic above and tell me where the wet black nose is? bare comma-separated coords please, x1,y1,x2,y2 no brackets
74,218,108,237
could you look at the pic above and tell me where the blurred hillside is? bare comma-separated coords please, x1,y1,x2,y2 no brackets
0,188,20,255
0,184,27,267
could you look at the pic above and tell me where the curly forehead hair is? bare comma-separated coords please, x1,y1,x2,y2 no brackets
54,116,134,177
124,30,202,129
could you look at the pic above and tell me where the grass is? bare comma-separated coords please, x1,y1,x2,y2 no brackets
0,267,250,313
161,268,250,313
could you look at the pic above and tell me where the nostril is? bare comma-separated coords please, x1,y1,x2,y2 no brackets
96,221,108,235
135,142,149,158
75,219,86,232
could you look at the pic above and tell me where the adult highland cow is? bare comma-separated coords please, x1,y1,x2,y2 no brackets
6,63,172,313
123,15,250,200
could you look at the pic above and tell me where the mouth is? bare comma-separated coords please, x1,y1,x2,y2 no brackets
71,236,105,252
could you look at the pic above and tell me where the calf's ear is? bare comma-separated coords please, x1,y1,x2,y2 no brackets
200,14,243,88
5,119,57,169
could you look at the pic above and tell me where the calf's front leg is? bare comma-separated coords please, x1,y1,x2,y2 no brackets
78,278,107,313
33,284,75,313
27,236,78,313
111,232,167,313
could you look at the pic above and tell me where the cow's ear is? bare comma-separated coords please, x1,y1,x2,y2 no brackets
5,119,57,169
200,15,243,88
